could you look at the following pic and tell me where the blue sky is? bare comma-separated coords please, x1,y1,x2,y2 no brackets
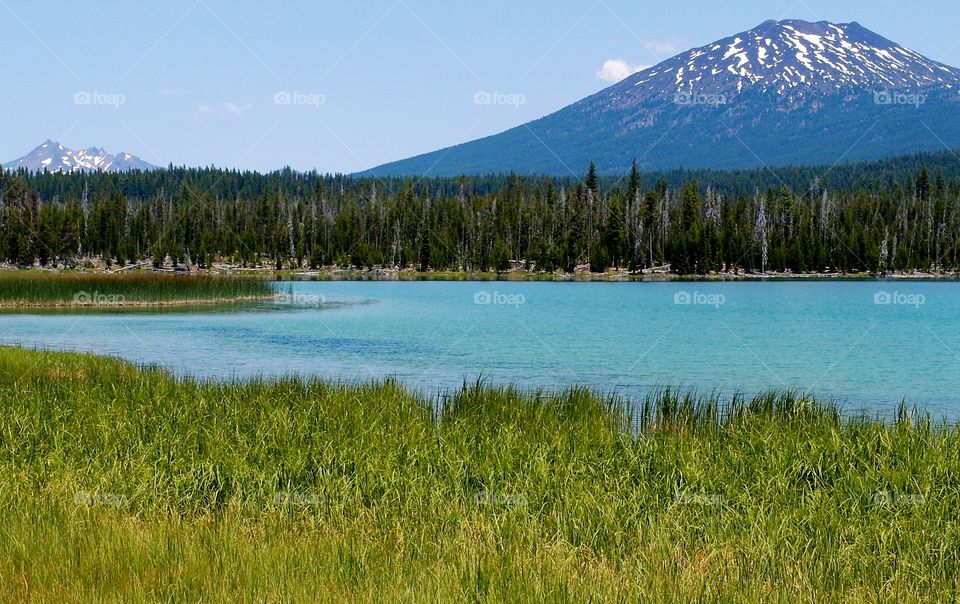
3,0,960,173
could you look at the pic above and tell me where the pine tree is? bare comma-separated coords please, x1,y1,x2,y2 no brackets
585,162,599,195
627,160,642,202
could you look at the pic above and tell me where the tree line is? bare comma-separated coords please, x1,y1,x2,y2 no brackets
1,161,958,274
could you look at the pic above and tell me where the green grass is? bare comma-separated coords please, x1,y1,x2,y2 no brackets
0,271,273,306
0,347,958,601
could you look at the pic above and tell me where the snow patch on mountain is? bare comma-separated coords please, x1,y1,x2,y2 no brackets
623,20,960,98
3,140,157,173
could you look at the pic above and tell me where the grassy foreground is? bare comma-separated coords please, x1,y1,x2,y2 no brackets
0,271,273,307
1,347,958,601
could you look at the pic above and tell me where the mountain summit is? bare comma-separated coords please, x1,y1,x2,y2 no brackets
367,19,960,175
633,19,959,96
3,140,157,173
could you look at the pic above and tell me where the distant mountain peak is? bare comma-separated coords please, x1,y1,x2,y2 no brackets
367,19,960,176
624,19,960,98
3,141,157,173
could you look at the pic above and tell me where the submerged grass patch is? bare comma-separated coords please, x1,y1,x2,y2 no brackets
0,346,958,601
0,271,273,306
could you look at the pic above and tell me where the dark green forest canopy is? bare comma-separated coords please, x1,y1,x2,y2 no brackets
8,147,960,200
1,149,959,274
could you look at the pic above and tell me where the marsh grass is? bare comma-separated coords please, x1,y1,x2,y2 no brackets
0,271,273,306
0,347,957,601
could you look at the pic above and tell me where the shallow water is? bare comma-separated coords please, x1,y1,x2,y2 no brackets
1,280,958,416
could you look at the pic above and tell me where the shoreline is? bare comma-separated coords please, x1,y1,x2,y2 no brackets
278,269,960,282
5,264,958,282
0,294,275,309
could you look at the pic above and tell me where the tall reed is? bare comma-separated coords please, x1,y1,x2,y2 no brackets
0,271,273,305
0,346,955,601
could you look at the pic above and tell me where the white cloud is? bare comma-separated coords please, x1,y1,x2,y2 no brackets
596,59,651,83
193,102,252,119
642,38,683,56
225,101,252,117
193,104,216,119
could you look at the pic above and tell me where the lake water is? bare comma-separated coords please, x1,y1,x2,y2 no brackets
2,280,958,416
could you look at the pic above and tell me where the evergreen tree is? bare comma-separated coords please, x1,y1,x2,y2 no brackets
585,162,599,195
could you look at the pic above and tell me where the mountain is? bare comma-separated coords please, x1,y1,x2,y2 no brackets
366,19,960,176
3,140,157,173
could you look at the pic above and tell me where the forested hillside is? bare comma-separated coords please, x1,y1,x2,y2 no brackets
2,152,959,275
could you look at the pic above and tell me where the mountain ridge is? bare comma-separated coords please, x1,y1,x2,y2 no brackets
364,19,960,176
3,140,157,173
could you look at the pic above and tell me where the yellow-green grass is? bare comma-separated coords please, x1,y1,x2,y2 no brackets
0,271,273,307
0,346,957,601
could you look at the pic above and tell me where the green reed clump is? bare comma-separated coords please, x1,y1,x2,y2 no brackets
0,346,957,602
0,271,273,305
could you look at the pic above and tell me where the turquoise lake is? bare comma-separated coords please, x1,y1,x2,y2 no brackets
2,280,958,415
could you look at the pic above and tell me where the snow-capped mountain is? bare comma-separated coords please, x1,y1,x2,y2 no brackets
3,140,157,173
367,19,960,175
630,20,960,97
